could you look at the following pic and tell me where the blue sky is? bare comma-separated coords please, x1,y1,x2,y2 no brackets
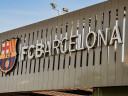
0,0,107,33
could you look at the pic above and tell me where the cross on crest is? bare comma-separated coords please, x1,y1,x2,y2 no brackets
2,42,9,54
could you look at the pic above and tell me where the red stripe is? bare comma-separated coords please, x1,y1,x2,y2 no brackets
5,42,8,53
5,42,7,53
2,59,5,70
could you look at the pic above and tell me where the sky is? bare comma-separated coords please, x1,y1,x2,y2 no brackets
0,0,107,33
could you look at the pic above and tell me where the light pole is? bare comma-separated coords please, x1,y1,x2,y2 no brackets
50,3,68,16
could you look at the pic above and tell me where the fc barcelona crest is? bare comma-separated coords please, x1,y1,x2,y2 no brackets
0,39,18,73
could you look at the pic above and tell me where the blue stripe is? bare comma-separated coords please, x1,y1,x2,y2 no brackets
3,58,7,70
0,59,2,67
8,57,12,70
12,56,15,66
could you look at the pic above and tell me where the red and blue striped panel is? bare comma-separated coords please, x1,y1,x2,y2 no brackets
0,56,16,72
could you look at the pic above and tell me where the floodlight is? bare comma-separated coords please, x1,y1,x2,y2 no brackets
50,3,69,16
50,3,56,9
63,8,68,12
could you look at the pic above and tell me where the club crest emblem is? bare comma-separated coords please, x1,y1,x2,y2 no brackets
0,39,18,73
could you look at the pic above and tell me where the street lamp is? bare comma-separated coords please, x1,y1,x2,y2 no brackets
50,3,68,16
